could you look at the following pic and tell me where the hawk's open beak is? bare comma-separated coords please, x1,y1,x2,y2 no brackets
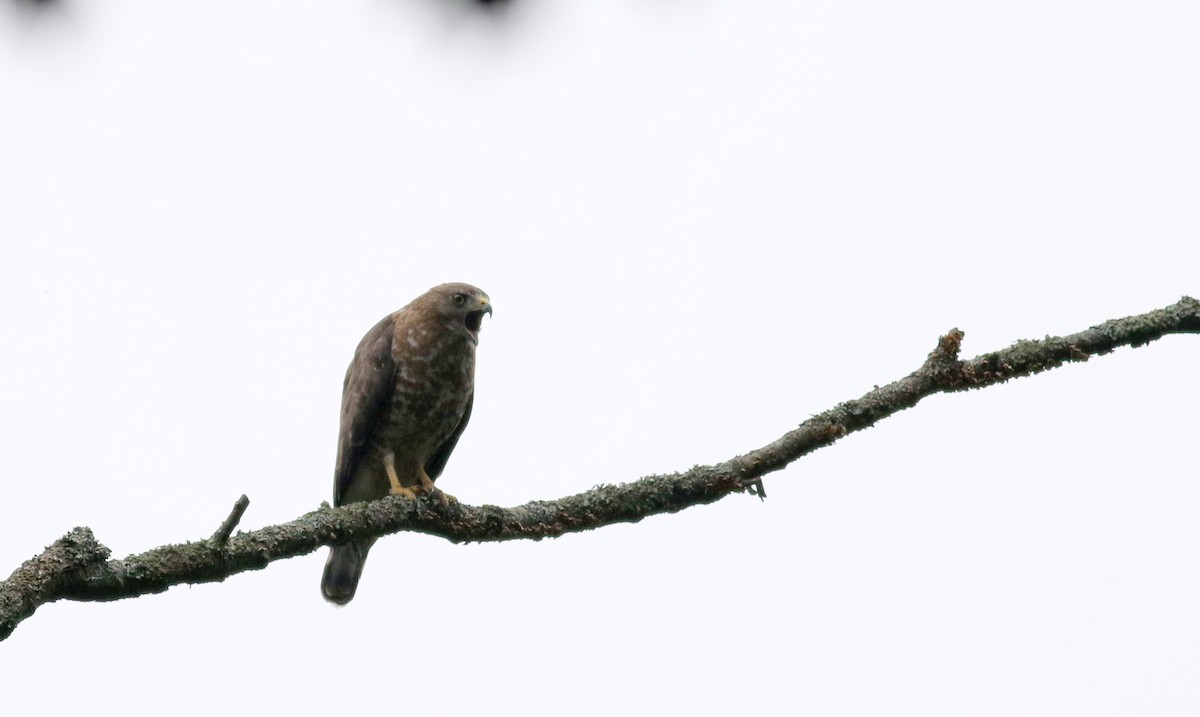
464,299,491,332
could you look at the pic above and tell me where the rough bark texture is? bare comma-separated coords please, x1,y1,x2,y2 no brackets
2,296,1197,642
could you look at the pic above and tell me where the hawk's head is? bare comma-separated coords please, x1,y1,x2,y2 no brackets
425,282,492,345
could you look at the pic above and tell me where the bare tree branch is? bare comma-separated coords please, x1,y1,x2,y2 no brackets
2,296,1197,642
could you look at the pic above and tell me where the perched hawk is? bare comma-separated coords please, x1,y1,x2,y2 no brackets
321,283,492,605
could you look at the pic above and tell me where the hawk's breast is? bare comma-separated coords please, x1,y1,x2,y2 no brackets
381,321,476,460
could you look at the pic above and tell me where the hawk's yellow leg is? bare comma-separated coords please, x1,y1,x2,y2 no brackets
384,454,457,504
383,453,419,499
420,466,459,505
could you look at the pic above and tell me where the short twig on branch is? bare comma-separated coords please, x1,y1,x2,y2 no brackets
2,296,1197,642
209,495,251,547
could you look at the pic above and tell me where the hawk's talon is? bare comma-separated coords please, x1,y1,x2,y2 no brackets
389,484,420,500
388,482,456,507
431,488,458,507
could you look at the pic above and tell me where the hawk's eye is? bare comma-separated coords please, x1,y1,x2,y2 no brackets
452,293,467,307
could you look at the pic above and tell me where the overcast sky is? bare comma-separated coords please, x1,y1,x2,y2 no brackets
2,1,1198,715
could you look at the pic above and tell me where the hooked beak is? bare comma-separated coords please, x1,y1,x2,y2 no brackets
464,297,492,333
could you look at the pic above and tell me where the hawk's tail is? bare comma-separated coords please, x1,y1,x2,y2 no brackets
321,539,375,605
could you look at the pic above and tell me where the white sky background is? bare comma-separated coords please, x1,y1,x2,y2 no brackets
1,0,1198,714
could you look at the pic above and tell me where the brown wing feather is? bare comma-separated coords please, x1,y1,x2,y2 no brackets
424,392,473,481
333,314,398,506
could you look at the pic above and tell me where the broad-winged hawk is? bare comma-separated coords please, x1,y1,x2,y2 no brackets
321,283,492,605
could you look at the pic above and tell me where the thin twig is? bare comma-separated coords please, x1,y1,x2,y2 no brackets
209,495,251,547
